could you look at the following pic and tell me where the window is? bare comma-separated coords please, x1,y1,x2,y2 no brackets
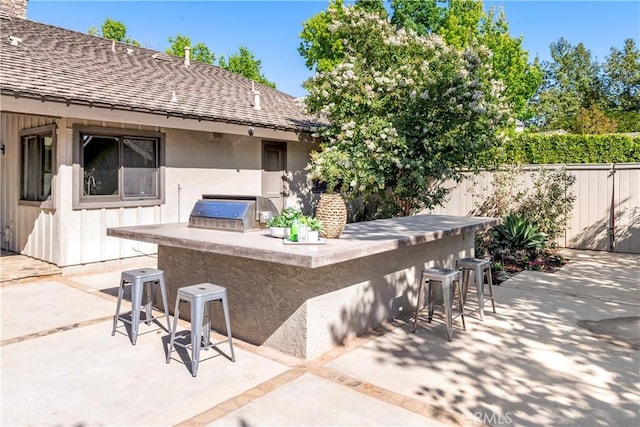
20,125,55,202
74,126,164,208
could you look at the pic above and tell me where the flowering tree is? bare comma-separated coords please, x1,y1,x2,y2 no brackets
304,7,511,217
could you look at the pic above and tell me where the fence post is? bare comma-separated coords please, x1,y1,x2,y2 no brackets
608,163,616,252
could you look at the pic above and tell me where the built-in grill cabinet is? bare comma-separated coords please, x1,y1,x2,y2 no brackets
188,195,279,232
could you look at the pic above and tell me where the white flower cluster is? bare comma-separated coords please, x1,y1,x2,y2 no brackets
304,2,512,205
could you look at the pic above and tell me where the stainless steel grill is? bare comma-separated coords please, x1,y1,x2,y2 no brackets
188,195,278,232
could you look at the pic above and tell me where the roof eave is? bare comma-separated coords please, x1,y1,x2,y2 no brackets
0,87,323,134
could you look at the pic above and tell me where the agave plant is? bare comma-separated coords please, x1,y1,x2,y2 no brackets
492,213,547,254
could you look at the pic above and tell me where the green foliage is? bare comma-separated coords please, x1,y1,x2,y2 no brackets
166,34,215,64
471,166,576,243
491,213,547,253
89,18,140,46
301,1,540,121
497,134,640,164
532,38,602,131
531,37,640,132
219,46,276,88
604,39,640,113
479,7,542,120
298,0,388,73
166,36,274,88
608,111,640,133
301,216,324,231
304,6,511,217
390,0,542,120
437,0,482,49
267,207,324,231
515,168,576,243
267,207,301,228
574,104,618,134
356,0,388,17
471,166,574,269
390,0,442,35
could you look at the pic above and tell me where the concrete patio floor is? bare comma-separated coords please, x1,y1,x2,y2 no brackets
1,249,638,426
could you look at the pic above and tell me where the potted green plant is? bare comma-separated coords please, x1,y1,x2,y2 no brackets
267,207,301,238
306,148,348,238
302,216,324,242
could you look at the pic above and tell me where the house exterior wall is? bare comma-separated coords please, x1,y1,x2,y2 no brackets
0,113,58,262
1,111,315,266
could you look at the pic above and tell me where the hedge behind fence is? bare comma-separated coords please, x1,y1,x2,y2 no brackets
497,134,640,164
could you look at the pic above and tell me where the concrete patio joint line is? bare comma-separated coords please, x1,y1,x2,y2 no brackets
0,315,114,347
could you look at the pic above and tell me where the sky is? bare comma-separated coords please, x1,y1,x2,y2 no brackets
27,0,640,98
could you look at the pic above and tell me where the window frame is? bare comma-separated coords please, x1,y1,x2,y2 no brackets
72,125,165,210
19,124,57,207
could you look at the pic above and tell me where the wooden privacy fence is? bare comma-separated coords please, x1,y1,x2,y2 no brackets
426,163,640,254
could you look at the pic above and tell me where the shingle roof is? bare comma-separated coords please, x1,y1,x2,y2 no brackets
0,15,323,133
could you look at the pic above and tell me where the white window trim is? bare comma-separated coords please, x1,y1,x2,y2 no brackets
72,125,165,210
18,124,56,209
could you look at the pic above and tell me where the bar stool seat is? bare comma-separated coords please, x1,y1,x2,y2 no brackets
412,267,466,341
111,268,171,345
456,257,496,320
166,283,236,377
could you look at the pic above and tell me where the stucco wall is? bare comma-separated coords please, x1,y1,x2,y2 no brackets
164,128,264,222
157,231,474,359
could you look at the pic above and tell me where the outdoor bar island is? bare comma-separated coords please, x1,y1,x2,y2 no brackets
107,214,499,359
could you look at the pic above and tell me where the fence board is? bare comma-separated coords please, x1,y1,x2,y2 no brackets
429,164,639,254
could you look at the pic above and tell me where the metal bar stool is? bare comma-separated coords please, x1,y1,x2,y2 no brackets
111,268,171,345
167,283,236,377
412,267,466,341
456,257,496,320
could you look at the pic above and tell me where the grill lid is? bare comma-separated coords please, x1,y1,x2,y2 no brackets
190,200,250,220
188,195,278,232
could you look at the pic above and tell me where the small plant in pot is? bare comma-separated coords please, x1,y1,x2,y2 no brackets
267,207,301,238
302,216,324,242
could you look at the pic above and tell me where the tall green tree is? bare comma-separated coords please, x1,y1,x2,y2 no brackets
437,0,483,49
479,7,542,120
534,38,602,131
219,46,276,88
89,18,140,46
403,1,540,120
604,38,640,113
166,34,215,64
298,0,386,74
355,0,388,16
300,0,540,120
574,103,618,134
166,35,274,88
298,0,346,73
305,7,511,217
389,0,442,35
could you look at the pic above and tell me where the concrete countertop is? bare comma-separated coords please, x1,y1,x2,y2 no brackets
107,214,499,269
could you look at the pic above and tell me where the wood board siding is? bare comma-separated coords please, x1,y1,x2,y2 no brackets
427,164,640,254
1,113,58,262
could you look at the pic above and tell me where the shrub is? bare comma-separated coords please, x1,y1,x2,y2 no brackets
495,133,640,164
471,166,576,243
491,213,547,254
471,165,575,273
515,168,576,243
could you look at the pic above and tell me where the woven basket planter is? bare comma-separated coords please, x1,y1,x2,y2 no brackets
315,193,347,238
